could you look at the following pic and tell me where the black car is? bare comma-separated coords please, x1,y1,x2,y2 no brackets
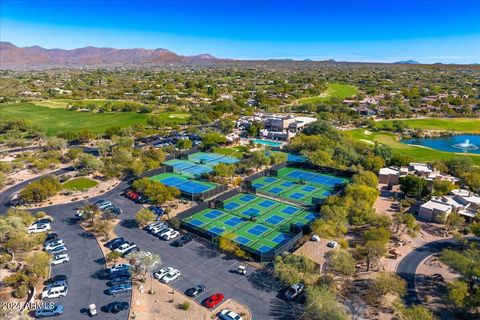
44,275,67,285
174,234,193,247
101,301,129,314
107,275,132,287
108,270,131,280
185,284,206,297
110,240,128,251
105,237,125,249
44,233,59,245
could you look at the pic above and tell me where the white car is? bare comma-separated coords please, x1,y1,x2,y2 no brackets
45,240,65,251
151,225,168,235
42,285,68,299
108,263,132,273
158,228,173,238
219,309,244,320
44,280,67,292
97,201,112,210
114,243,137,255
153,267,175,280
146,222,164,231
28,223,51,234
162,230,180,241
160,269,181,284
51,254,69,265
45,238,64,248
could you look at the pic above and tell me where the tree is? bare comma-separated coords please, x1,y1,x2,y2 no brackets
214,163,235,178
65,148,82,161
176,138,193,151
128,251,161,281
201,131,227,149
106,251,122,264
275,254,318,286
352,171,379,189
24,251,51,284
373,272,406,297
78,153,103,171
250,150,271,169
147,115,166,130
132,178,180,205
393,212,420,237
399,175,429,199
45,137,67,151
432,179,455,196
305,285,349,320
19,175,62,203
269,151,288,165
436,212,465,237
218,233,249,259
135,208,156,228
325,249,356,276
218,118,234,134
393,299,438,320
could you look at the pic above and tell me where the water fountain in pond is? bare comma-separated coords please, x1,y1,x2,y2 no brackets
452,139,479,151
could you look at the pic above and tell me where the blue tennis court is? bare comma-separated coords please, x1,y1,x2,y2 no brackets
289,192,305,200
286,170,316,180
188,152,240,166
281,206,299,215
209,226,225,235
180,181,212,193
265,215,284,225
258,199,276,208
269,187,283,194
242,208,261,217
302,185,316,192
235,236,251,245
252,183,265,189
257,245,272,253
239,194,256,202
188,218,205,227
272,233,289,244
264,177,277,183
204,210,224,219
159,176,187,186
224,202,241,211
247,225,268,236
225,217,243,227
281,181,295,187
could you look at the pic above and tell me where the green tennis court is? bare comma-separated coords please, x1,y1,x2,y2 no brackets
149,172,218,196
251,167,349,205
182,193,319,256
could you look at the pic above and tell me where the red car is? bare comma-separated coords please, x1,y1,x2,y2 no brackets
204,293,224,308
125,190,139,201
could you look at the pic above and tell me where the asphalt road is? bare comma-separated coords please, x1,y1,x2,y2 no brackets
396,237,479,306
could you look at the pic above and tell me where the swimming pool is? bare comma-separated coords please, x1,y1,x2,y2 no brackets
251,139,285,148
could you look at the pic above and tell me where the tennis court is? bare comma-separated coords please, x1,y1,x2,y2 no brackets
182,193,319,258
188,152,240,166
250,167,349,205
163,159,213,177
149,172,217,196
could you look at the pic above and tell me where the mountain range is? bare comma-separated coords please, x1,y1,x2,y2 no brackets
0,42,219,69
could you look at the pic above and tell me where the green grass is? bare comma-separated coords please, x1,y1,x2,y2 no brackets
376,118,480,133
212,147,245,158
298,83,358,104
33,99,132,109
348,128,480,166
62,177,98,190
0,102,189,135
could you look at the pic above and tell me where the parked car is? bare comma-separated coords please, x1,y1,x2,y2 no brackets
44,275,67,286
174,234,193,247
161,230,180,241
151,225,169,235
36,218,52,225
108,270,131,280
51,254,69,265
44,239,63,250
284,283,304,300
105,237,125,249
44,280,68,291
160,269,181,284
146,221,165,231
123,246,139,256
158,228,174,238
149,206,164,216
105,283,132,296
327,241,338,249
28,223,51,234
114,243,137,255
107,264,131,274
34,304,64,318
95,200,112,210
204,293,224,308
44,233,58,245
185,284,206,297
101,301,130,314
107,275,131,287
42,285,68,299
153,267,175,280
219,309,244,320
47,245,68,255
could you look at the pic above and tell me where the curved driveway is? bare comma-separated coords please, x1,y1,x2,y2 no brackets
396,237,478,306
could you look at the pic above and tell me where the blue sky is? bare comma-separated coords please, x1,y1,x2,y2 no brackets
1,0,479,63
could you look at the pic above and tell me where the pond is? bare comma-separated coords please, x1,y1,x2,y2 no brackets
403,134,480,154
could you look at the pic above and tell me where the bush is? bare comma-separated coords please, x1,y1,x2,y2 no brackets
13,285,29,298
35,211,46,219
178,301,191,310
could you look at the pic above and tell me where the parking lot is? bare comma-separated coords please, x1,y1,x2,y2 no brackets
115,201,304,320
